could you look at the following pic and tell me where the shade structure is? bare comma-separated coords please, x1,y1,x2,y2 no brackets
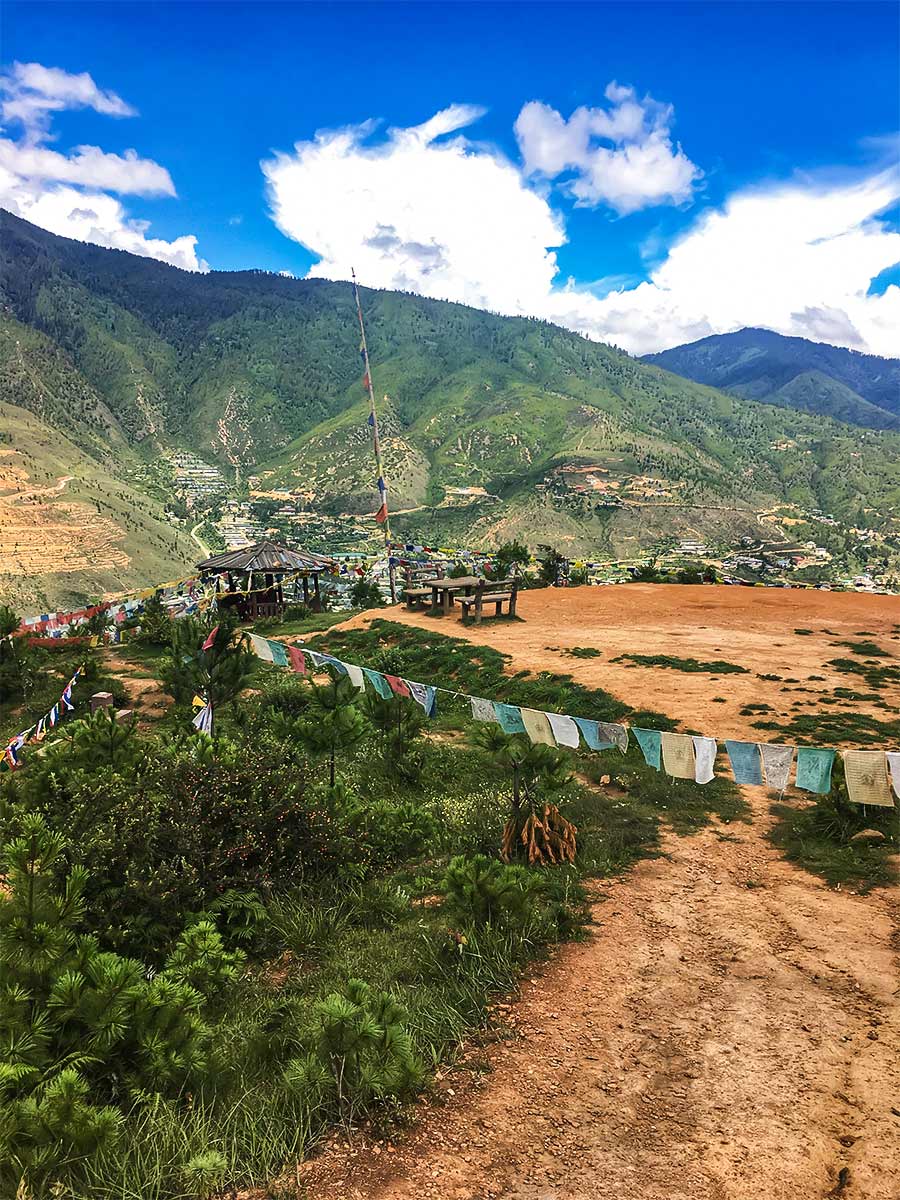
197,540,334,617
196,539,333,575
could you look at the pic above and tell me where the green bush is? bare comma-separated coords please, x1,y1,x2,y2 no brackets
0,737,345,959
338,796,437,870
284,979,424,1117
441,854,536,929
0,815,243,1195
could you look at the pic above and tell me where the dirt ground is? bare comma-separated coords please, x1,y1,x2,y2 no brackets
291,586,900,1200
343,583,900,742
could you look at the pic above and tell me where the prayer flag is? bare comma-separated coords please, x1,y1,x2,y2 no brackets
633,727,662,771
598,722,629,754
546,712,580,749
202,625,219,651
887,752,900,801
573,718,614,751
661,732,696,780
795,747,836,794
268,640,290,668
759,743,795,791
192,702,213,734
470,696,497,723
385,674,410,698
363,668,393,699
407,680,437,716
520,708,555,746
494,702,526,735
249,633,274,663
288,646,307,674
725,740,763,786
375,502,388,524
692,736,717,785
843,750,894,808
344,662,366,692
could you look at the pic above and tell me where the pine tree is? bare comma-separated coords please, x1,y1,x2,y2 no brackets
364,691,425,770
161,614,254,729
0,815,243,1193
470,727,576,865
284,979,424,1116
292,672,368,790
48,709,142,772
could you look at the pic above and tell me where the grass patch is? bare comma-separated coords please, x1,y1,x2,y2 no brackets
610,653,748,675
768,794,897,891
835,640,890,658
752,709,900,746
826,657,900,690
567,646,602,659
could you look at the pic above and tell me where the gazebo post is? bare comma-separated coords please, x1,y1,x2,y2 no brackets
302,575,310,605
314,573,321,611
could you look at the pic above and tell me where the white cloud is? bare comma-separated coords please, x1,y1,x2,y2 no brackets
264,103,900,358
262,105,563,313
0,140,175,194
0,61,204,271
515,82,700,214
575,168,900,356
1,60,135,140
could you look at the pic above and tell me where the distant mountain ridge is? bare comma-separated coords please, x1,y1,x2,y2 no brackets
644,328,900,430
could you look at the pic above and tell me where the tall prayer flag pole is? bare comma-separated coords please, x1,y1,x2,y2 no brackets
352,269,397,603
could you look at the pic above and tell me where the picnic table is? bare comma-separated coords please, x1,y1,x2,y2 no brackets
428,575,482,614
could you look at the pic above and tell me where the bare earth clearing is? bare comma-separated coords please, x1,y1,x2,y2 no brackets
293,586,899,1200
343,584,900,743
0,451,130,577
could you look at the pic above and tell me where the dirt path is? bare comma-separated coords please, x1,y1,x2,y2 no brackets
296,786,899,1200
293,588,900,1199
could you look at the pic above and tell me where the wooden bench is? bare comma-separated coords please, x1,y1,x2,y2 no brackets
404,585,436,609
404,565,444,609
457,578,519,624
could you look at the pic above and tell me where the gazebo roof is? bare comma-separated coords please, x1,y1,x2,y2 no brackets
196,539,333,574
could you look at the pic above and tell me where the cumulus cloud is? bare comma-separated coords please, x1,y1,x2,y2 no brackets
515,81,701,214
265,102,900,358
577,168,900,355
0,61,204,271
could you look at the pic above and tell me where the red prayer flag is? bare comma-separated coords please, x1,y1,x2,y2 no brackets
202,624,219,651
375,501,388,524
288,645,307,674
385,674,410,698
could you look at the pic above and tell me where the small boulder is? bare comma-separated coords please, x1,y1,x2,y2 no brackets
849,828,886,844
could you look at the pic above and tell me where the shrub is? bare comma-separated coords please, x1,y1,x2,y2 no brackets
0,815,243,1194
349,577,383,609
0,737,343,959
338,796,437,870
284,979,424,1116
441,854,536,929
136,592,172,647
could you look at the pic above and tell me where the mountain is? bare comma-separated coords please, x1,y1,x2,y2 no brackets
644,328,900,430
1,211,899,606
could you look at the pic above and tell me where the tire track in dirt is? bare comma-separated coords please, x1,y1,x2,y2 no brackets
294,787,899,1200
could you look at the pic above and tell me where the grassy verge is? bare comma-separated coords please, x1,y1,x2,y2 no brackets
768,793,898,891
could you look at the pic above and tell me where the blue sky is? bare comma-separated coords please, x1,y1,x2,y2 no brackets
2,1,898,355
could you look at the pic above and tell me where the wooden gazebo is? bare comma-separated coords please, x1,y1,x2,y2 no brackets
196,540,334,618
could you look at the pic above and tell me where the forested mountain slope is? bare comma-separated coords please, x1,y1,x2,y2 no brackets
1,210,899,584
645,328,900,430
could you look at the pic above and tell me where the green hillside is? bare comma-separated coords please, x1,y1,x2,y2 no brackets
645,327,900,430
2,210,899,598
